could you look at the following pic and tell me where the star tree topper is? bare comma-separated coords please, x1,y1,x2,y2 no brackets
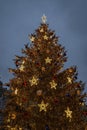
38,100,48,112
41,14,47,24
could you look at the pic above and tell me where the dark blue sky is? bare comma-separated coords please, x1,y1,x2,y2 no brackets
0,0,87,90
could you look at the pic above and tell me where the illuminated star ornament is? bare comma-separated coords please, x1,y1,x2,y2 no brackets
29,36,35,42
29,76,38,86
65,107,72,120
50,80,57,89
19,64,24,71
43,35,48,40
40,28,44,32
38,100,48,112
41,14,47,24
45,57,52,64
67,77,72,83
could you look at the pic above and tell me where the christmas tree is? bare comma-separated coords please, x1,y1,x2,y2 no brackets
2,15,87,130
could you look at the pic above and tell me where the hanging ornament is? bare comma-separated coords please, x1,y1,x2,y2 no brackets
41,67,46,72
80,102,85,106
77,89,81,95
41,14,47,24
43,35,48,40
15,60,19,67
68,68,73,73
65,107,72,120
49,80,57,89
11,113,16,120
54,97,59,104
67,77,72,84
45,57,52,64
23,81,27,87
66,93,71,97
29,76,38,86
46,49,50,54
15,88,18,95
36,89,42,96
19,60,25,71
38,100,48,112
22,60,25,65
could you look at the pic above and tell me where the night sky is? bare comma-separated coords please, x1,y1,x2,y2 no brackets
0,0,87,91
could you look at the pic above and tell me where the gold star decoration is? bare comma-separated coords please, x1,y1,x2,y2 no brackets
29,76,38,86
38,100,48,112
29,36,35,42
41,14,47,24
45,57,52,64
15,88,18,95
22,60,25,64
19,64,24,71
67,77,72,84
49,80,57,89
40,28,44,32
65,107,72,119
43,35,48,40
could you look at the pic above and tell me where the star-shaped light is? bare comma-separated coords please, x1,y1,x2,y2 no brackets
15,88,18,95
40,28,44,32
29,76,38,86
19,65,24,71
22,60,25,64
43,35,48,40
38,100,48,112
65,107,72,119
67,77,72,83
50,80,57,89
45,57,52,64
41,14,47,24
29,36,35,42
